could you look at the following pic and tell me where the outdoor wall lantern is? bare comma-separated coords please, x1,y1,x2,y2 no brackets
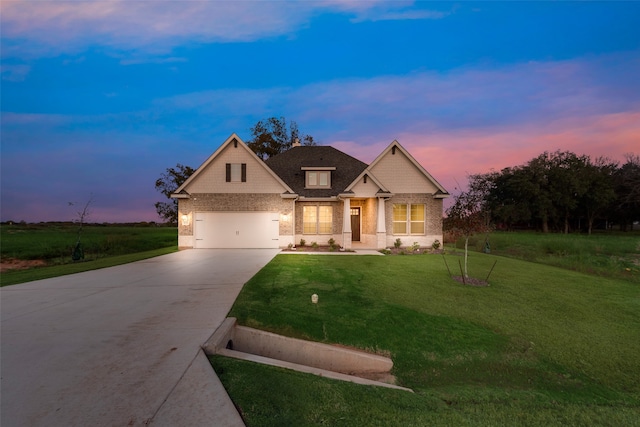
181,214,190,226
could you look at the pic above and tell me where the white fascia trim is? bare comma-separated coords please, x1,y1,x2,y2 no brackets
344,168,389,193
298,196,339,202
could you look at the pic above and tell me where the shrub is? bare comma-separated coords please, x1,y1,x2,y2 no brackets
311,241,319,249
394,238,402,249
432,239,441,250
299,239,306,247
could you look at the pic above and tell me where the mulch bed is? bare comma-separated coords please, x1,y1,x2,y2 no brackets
0,258,47,273
452,275,489,286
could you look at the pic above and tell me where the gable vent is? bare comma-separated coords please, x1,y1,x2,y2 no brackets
392,146,396,155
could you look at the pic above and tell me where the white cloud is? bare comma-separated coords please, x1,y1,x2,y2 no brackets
0,0,447,58
150,51,640,151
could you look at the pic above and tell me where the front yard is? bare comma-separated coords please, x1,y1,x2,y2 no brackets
212,252,640,426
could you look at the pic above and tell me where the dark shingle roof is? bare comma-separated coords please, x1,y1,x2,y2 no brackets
265,146,368,197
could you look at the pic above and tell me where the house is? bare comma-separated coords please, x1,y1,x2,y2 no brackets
171,133,448,250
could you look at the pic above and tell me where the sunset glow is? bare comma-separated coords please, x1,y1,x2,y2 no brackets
2,1,639,222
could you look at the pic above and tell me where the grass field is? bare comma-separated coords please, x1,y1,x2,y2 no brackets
213,240,640,426
1,223,177,286
457,231,639,283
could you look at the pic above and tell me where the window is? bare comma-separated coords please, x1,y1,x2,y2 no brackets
318,206,332,234
303,206,333,234
302,167,334,188
304,170,332,188
393,203,425,235
393,204,407,234
410,204,425,234
303,206,317,234
226,163,246,182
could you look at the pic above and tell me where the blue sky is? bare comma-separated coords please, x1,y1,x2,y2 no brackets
2,1,639,222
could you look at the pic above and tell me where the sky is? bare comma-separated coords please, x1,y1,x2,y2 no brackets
1,1,639,223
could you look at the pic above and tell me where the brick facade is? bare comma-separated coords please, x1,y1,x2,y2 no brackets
178,193,294,237
173,135,447,249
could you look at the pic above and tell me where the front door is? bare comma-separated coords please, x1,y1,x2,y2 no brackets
350,207,361,241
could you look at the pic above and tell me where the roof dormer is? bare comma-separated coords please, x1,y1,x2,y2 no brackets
302,166,335,189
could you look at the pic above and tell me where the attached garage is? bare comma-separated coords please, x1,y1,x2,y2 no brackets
194,212,280,248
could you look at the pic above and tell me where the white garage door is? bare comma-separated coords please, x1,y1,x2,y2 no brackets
194,212,280,248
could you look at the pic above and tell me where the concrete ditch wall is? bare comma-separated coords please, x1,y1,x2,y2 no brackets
204,318,412,392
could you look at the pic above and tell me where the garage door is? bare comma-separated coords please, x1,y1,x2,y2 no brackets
194,212,280,248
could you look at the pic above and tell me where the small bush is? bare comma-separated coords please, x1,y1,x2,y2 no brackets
432,239,441,250
311,241,319,249
299,239,306,247
394,238,402,249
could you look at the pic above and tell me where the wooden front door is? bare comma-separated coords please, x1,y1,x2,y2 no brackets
350,207,361,241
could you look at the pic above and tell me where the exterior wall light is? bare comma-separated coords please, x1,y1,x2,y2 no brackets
181,214,190,226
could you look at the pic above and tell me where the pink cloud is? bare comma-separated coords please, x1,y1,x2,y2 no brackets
399,111,640,196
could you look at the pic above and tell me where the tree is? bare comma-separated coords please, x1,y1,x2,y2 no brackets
487,166,535,229
155,163,195,224
525,153,555,233
444,186,492,278
578,157,617,234
247,116,316,160
68,194,94,261
612,153,640,231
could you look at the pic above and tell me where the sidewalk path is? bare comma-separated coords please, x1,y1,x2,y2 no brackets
1,249,279,426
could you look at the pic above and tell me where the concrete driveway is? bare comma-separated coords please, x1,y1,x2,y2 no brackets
1,249,280,426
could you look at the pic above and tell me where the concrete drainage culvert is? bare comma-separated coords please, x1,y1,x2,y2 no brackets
204,318,413,392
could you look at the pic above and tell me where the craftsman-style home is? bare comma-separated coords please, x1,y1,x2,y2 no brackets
172,134,448,250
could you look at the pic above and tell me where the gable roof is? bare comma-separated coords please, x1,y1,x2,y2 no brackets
343,167,391,195
368,140,449,197
172,133,294,196
265,146,368,198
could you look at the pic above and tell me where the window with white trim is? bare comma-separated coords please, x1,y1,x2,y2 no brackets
305,171,331,188
393,203,425,235
303,206,333,234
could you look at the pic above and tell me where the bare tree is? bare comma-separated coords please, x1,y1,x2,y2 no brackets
444,187,492,278
69,194,94,261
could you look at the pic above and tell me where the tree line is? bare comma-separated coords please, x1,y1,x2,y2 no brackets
463,151,640,234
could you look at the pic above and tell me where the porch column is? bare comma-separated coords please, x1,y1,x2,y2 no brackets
342,197,352,249
376,197,387,249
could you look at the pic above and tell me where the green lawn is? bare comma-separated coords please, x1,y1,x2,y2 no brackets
458,231,640,283
213,252,640,426
1,247,178,287
1,223,177,286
